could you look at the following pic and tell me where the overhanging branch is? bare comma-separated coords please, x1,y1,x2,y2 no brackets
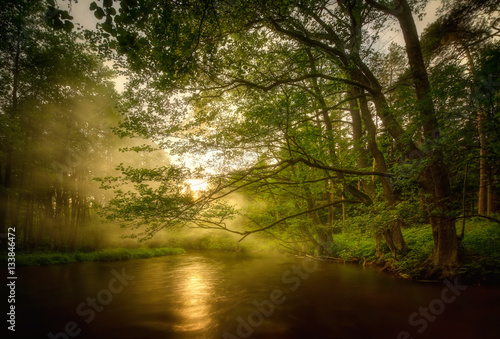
239,199,361,241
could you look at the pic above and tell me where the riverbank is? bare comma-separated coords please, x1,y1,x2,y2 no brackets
165,219,500,284
9,219,498,284
10,247,186,266
321,219,500,284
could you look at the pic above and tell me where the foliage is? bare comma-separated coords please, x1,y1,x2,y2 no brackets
327,233,376,261
80,1,497,274
393,226,435,278
7,0,499,280
14,247,186,266
392,221,500,282
458,221,500,284
0,0,179,252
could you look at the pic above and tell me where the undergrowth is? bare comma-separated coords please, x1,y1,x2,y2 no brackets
327,219,500,283
14,247,186,266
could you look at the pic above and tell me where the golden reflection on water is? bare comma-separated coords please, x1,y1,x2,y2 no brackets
174,261,215,333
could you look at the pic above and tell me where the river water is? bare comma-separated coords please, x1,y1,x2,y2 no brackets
11,251,500,339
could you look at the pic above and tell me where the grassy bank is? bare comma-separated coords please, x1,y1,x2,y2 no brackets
325,219,500,283
13,247,186,266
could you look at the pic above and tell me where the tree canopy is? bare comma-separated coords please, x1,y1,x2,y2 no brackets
3,0,499,277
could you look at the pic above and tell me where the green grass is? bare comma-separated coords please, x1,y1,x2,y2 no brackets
392,225,435,278
9,220,500,282
326,219,500,282
458,220,500,283
393,220,500,281
169,233,261,252
14,247,186,266
327,233,376,260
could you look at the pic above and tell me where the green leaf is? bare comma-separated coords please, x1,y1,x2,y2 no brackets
46,6,57,19
63,20,74,33
60,10,73,20
94,8,105,20
102,21,113,34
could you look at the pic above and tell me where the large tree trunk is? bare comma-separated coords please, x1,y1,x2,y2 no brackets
392,0,458,273
364,0,459,273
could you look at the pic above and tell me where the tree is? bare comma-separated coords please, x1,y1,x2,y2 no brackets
421,0,500,217
0,0,127,251
77,0,497,275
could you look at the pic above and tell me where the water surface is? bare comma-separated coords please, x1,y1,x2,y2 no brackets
12,251,500,338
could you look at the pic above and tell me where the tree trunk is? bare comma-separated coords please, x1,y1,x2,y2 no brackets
347,88,376,197
352,85,407,253
363,0,458,273
487,166,498,215
458,32,488,216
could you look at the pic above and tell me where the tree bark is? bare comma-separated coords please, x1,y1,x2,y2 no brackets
365,0,459,273
392,0,458,272
347,88,377,197
353,85,407,254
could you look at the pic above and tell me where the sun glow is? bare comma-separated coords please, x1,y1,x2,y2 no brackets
187,179,208,198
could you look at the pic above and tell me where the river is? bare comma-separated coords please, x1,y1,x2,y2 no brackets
11,251,500,339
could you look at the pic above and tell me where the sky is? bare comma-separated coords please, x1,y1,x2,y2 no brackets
67,0,100,30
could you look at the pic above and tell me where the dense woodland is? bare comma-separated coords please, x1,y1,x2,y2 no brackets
1,0,500,280
0,0,169,251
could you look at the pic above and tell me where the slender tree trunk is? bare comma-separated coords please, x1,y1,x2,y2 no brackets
325,179,335,228
347,88,376,197
0,151,13,241
459,33,488,216
355,88,395,204
306,48,372,204
352,84,407,254
487,166,498,215
461,163,468,239
478,113,489,214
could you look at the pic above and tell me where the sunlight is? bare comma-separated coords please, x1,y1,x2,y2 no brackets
188,179,208,198
175,262,214,333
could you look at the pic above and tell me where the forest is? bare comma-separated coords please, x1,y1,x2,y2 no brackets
1,0,500,283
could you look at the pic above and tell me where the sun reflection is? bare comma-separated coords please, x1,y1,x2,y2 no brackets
174,262,214,333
